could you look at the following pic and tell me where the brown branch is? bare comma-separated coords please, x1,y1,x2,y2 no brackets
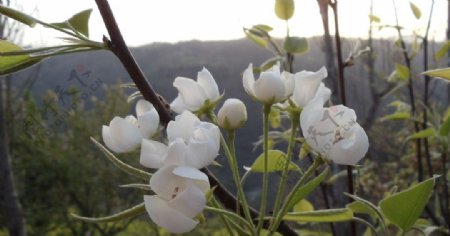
94,0,296,235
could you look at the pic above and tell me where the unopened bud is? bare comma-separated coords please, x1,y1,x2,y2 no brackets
217,98,247,130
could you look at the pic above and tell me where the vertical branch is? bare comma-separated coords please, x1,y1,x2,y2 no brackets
422,0,435,178
329,1,355,235
391,0,423,181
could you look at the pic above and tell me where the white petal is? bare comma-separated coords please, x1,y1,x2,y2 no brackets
169,184,206,218
197,67,220,101
253,70,286,103
327,105,357,124
186,126,220,169
140,139,168,169
170,95,188,114
281,71,295,97
135,99,152,117
137,107,160,138
163,138,189,167
329,124,369,165
102,125,122,153
150,165,185,199
243,64,256,98
293,67,327,107
109,117,141,153
173,77,206,111
167,111,199,141
144,195,198,234
173,166,210,193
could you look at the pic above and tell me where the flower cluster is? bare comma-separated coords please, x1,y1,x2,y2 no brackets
242,63,368,165
102,99,220,233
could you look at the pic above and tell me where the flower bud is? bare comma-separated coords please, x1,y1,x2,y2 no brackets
217,98,247,130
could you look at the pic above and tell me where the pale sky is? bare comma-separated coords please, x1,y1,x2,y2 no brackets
16,0,449,47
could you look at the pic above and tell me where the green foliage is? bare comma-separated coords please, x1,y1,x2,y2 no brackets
286,167,329,210
368,14,381,23
244,28,268,48
249,150,300,172
284,37,308,55
283,208,353,223
409,1,421,19
395,63,410,81
380,111,411,121
52,9,92,37
0,40,41,75
423,67,450,81
0,5,37,27
293,199,314,212
275,0,295,20
407,128,436,140
435,41,450,61
380,176,437,231
72,203,146,223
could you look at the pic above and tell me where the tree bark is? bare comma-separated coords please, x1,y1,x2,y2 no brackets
0,79,25,236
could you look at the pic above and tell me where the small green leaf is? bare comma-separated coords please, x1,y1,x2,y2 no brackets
283,208,353,223
409,2,421,19
440,115,450,136
345,193,386,230
346,201,377,217
0,40,41,75
244,29,268,48
380,112,411,121
119,183,151,191
275,0,295,20
260,57,281,72
68,9,92,37
435,41,450,61
286,167,329,210
0,5,37,27
380,176,438,231
284,37,308,54
293,199,314,212
249,150,300,173
407,128,436,140
269,108,281,128
91,137,151,180
254,24,273,33
423,68,450,81
368,14,380,23
395,63,410,80
72,202,145,223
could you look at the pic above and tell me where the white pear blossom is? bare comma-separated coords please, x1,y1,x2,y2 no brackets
102,99,159,153
217,98,247,130
293,67,328,108
144,165,209,234
140,111,220,169
171,67,220,113
243,64,293,104
300,97,369,165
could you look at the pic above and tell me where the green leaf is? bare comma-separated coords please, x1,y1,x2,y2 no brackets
0,40,41,75
249,150,300,173
72,202,145,223
0,5,37,27
440,115,450,136
51,9,92,37
283,208,353,223
346,201,377,217
435,41,450,61
345,193,387,231
380,112,411,121
284,37,308,54
368,14,380,23
409,2,421,19
90,137,151,180
296,230,332,236
395,63,410,81
119,183,151,191
244,29,268,48
407,128,436,140
286,167,329,210
380,176,438,231
260,57,281,72
423,68,450,81
293,199,314,212
269,108,281,128
68,9,92,37
275,0,295,20
254,24,273,33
